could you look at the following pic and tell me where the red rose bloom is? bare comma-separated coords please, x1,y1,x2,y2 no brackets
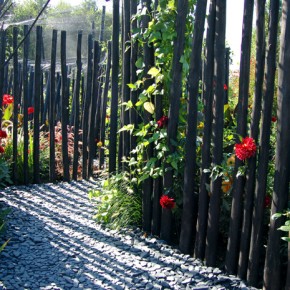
157,116,168,129
0,130,7,138
0,146,4,153
271,116,277,122
2,94,14,106
28,107,34,114
224,84,228,91
160,195,175,209
235,137,257,161
264,196,271,208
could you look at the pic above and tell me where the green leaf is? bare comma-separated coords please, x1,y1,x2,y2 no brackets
3,104,13,121
135,57,144,69
138,173,149,183
128,158,138,166
281,237,290,242
272,213,283,220
146,85,156,94
118,124,135,134
0,239,10,253
147,67,160,77
278,225,290,232
127,83,136,89
143,102,155,114
171,160,178,170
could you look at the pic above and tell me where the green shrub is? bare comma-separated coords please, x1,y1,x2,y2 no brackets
88,172,142,229
0,157,12,188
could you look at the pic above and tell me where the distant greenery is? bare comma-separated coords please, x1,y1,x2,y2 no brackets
6,0,113,59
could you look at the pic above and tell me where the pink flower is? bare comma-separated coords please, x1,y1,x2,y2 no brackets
160,195,175,209
235,137,257,161
157,116,168,129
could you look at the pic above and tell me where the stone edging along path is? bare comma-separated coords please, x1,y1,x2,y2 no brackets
0,180,259,290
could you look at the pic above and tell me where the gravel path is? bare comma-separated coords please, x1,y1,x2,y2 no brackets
0,180,258,290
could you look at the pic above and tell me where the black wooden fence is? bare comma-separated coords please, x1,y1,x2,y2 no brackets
0,0,289,289
0,24,111,184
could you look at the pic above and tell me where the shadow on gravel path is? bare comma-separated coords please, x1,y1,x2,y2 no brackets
0,180,258,290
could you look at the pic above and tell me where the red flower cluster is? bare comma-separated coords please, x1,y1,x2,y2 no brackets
28,107,34,115
157,116,168,129
160,195,175,209
2,94,14,106
264,196,271,208
0,130,7,138
224,84,228,91
235,137,257,161
0,129,7,154
271,116,277,122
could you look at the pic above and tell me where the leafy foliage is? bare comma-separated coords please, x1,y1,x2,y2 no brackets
88,172,142,230
272,210,290,242
0,208,10,254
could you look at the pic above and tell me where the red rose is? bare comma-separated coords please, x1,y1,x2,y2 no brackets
271,116,277,122
28,107,34,114
2,94,14,106
157,116,168,129
160,195,175,209
235,137,257,161
0,130,7,138
224,84,228,91
0,146,4,153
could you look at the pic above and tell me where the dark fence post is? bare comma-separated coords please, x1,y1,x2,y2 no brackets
88,41,101,177
49,30,57,182
23,25,30,185
129,0,138,155
224,47,229,104
100,6,106,42
194,0,216,260
141,0,155,233
226,0,254,274
12,27,19,184
99,41,111,168
179,0,207,255
263,0,290,288
0,29,6,124
161,0,189,242
33,26,42,184
205,0,226,266
238,0,266,279
247,0,280,285
82,34,93,179
60,31,70,181
120,0,131,169
109,0,120,174
72,31,82,181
